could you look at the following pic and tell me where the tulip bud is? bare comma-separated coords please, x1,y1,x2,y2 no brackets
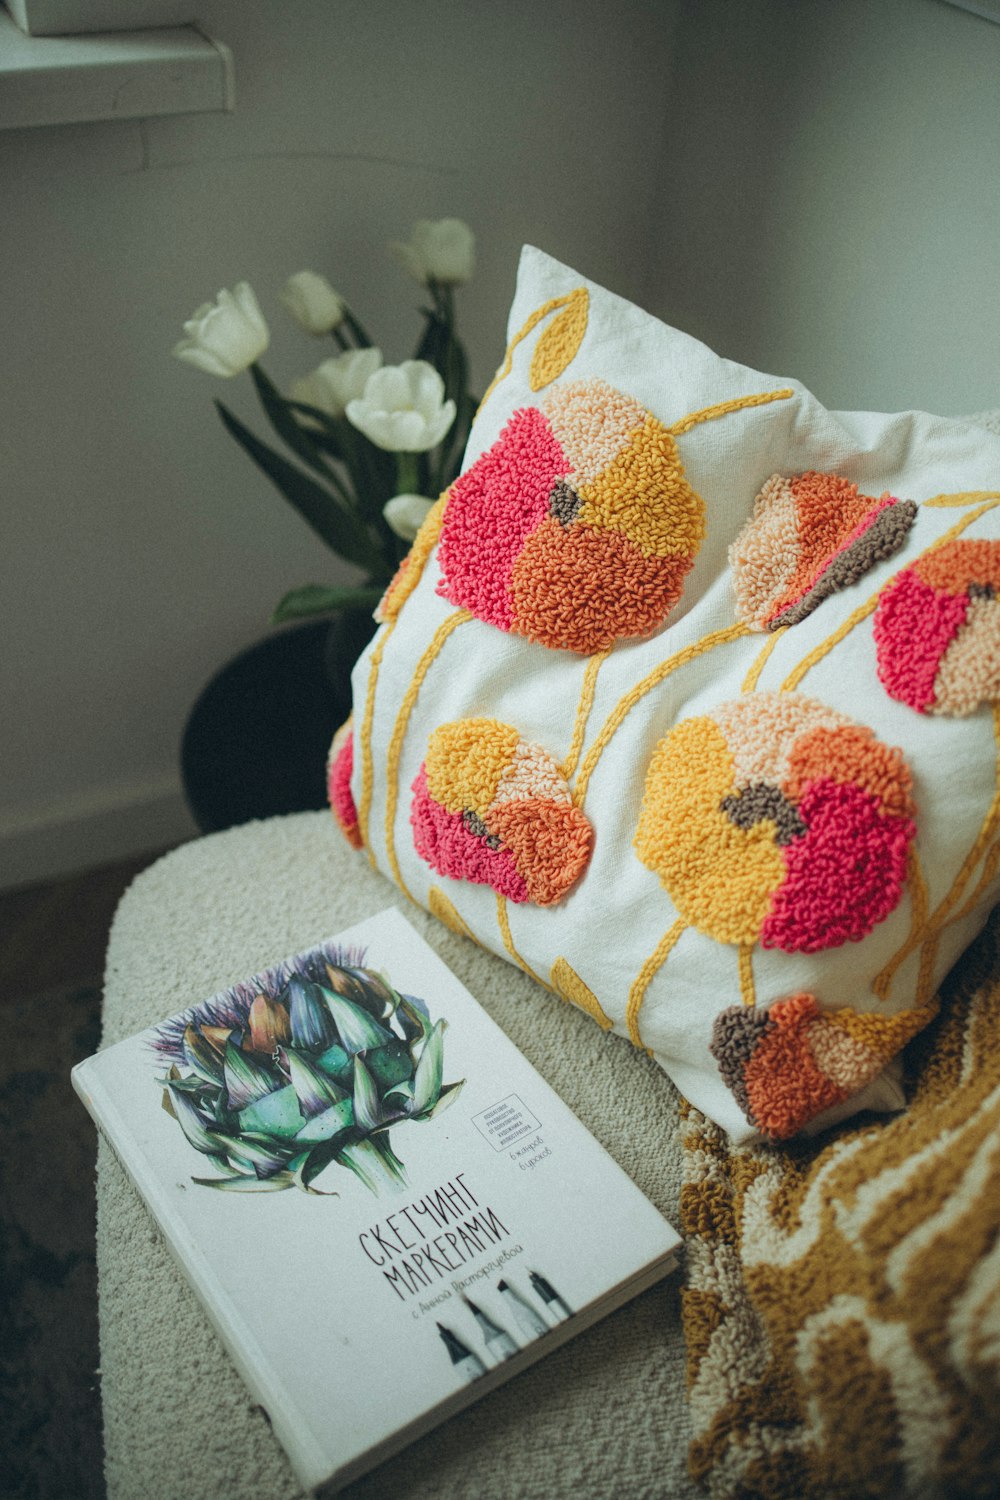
392,219,475,286
173,282,269,377
384,494,436,540
290,348,383,421
279,270,346,335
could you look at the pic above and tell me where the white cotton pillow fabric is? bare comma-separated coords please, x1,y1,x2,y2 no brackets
343,245,1000,1144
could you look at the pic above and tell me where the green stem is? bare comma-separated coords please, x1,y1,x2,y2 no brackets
394,451,420,494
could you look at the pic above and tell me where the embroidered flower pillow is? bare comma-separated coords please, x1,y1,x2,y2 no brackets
331,245,1000,1145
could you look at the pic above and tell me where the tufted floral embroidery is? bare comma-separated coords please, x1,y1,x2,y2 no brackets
435,378,706,653
710,992,932,1140
327,718,362,849
410,718,593,904
873,538,1000,716
634,693,916,953
730,471,917,632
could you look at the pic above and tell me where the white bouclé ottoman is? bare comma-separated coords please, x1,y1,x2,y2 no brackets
96,812,694,1500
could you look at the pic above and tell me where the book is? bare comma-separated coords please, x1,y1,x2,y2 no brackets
73,906,681,1495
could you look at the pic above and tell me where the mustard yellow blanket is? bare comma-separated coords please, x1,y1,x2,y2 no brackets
681,908,1000,1497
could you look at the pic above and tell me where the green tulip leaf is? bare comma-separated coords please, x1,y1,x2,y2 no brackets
249,363,339,485
215,400,385,574
285,403,344,460
271,583,384,625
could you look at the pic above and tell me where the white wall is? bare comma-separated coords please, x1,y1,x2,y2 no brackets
654,0,1000,416
0,0,680,887
5,0,998,890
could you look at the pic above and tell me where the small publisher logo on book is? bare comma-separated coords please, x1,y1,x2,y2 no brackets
472,1095,541,1151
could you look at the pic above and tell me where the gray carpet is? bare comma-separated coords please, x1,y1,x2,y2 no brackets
1,981,105,1500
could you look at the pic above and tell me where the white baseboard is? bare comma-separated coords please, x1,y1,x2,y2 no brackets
0,771,200,891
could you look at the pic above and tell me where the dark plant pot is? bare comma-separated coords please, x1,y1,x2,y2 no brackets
181,611,376,835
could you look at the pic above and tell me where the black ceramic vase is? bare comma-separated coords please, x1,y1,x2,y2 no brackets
181,609,377,835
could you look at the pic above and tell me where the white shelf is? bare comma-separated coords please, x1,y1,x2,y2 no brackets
0,12,234,129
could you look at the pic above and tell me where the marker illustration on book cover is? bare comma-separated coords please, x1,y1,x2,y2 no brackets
435,1270,574,1386
151,940,465,1195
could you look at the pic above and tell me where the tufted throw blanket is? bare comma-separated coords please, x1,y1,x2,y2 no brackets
681,904,1000,1498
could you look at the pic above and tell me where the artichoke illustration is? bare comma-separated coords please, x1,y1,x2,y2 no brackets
152,943,463,1194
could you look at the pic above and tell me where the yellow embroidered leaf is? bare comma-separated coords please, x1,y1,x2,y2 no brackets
528,289,589,392
551,956,614,1031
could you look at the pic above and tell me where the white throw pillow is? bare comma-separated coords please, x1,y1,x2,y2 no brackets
333,245,1000,1144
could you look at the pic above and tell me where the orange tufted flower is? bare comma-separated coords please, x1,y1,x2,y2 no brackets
634,693,915,954
411,719,593,905
435,378,706,653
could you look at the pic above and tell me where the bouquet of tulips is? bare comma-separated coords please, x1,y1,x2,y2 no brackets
173,218,477,624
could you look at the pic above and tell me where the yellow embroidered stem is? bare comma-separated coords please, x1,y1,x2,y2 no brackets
666,387,794,437
951,837,1000,927
873,846,929,1001
382,609,472,896
561,649,611,781
428,886,479,945
550,957,614,1031
781,594,880,693
627,916,686,1048
742,626,787,692
496,892,550,989
357,624,394,863
478,289,589,410
875,702,1000,1000
915,930,941,1009
573,623,748,808
738,944,756,1008
922,491,1000,508
782,498,1000,693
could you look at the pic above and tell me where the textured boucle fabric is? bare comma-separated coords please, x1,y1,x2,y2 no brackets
97,812,694,1500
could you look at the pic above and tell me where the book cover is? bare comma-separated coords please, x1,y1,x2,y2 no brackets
73,906,681,1495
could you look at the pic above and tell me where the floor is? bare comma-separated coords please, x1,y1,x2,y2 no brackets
1,849,172,1500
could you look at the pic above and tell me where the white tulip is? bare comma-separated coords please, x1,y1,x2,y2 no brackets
279,270,346,335
383,493,435,540
346,360,456,453
392,218,475,286
290,348,383,421
173,282,269,377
